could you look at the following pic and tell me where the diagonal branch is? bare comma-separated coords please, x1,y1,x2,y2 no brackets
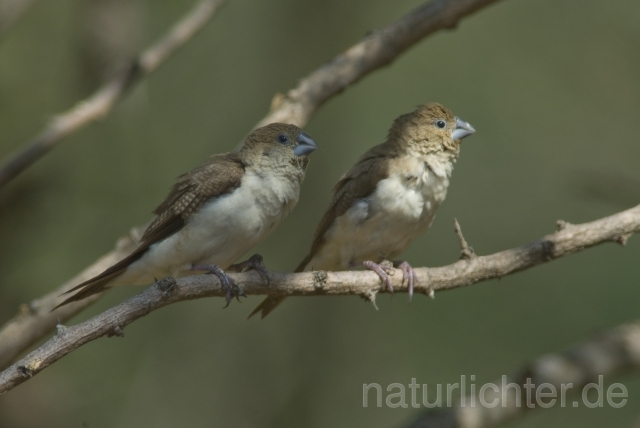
0,0,37,39
403,319,640,428
0,228,142,369
256,0,503,128
0,0,227,189
0,0,506,370
0,204,638,394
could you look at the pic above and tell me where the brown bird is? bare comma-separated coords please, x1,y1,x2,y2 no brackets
57,123,318,308
250,103,474,318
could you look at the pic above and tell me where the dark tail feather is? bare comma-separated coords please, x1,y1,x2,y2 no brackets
53,271,122,309
247,255,311,319
53,247,147,310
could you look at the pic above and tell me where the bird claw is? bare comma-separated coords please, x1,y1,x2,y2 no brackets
192,264,243,307
394,261,415,302
363,260,394,293
227,254,270,285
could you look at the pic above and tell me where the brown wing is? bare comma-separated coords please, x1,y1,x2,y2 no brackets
296,143,394,271
55,153,246,308
248,144,395,320
296,143,394,272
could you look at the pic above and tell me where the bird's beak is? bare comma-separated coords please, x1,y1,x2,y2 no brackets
452,117,476,140
294,132,318,156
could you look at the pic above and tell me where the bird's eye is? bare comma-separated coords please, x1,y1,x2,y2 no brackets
277,134,289,144
436,120,446,129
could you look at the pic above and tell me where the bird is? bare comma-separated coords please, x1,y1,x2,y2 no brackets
249,103,474,318
56,123,318,308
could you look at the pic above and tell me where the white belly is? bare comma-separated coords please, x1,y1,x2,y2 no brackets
305,163,450,271
116,171,300,285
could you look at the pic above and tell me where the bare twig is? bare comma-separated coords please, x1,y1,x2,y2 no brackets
0,0,505,370
0,0,37,38
0,204,638,394
454,218,475,260
403,320,640,428
0,0,226,188
256,0,504,128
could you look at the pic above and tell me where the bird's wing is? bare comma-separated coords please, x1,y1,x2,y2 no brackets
298,143,393,271
56,153,246,308
248,145,393,320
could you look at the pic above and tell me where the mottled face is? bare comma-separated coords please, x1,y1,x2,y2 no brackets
388,103,475,156
242,123,318,169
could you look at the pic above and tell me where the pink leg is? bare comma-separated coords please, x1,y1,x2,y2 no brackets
394,261,415,302
363,260,394,293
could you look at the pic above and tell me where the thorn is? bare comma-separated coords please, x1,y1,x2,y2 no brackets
362,290,379,310
617,233,632,246
56,318,68,336
556,219,572,231
428,288,435,299
454,219,476,260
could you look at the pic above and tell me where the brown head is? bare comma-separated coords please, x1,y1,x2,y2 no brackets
240,123,318,172
386,102,475,157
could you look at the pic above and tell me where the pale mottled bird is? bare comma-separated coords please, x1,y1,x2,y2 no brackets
250,103,474,318
57,123,318,308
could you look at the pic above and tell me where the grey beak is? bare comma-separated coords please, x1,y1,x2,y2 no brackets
294,132,318,156
452,117,476,140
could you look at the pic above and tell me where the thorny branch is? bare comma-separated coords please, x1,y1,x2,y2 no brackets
0,204,638,394
403,319,640,428
0,0,226,188
0,0,505,370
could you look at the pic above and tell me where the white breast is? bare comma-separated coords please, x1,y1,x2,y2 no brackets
305,157,451,271
117,171,300,285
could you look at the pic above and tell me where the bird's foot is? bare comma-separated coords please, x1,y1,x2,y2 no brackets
227,254,270,285
393,261,415,302
363,260,394,293
192,264,245,307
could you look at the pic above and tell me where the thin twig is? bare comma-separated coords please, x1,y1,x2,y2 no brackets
0,0,505,370
454,218,476,260
0,0,226,188
403,319,640,428
0,204,638,394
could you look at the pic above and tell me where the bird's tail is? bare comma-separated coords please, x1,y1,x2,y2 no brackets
247,255,310,319
53,247,146,310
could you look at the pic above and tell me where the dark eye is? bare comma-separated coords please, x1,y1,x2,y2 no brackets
436,120,446,129
277,134,288,144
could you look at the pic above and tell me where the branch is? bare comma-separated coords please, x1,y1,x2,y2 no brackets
0,0,226,189
0,228,142,369
0,205,638,394
0,0,37,39
403,319,640,428
0,0,506,370
257,0,504,128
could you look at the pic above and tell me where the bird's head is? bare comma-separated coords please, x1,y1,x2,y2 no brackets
241,123,318,171
388,102,475,159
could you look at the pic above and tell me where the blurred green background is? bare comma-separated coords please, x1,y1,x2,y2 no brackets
1,0,639,426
